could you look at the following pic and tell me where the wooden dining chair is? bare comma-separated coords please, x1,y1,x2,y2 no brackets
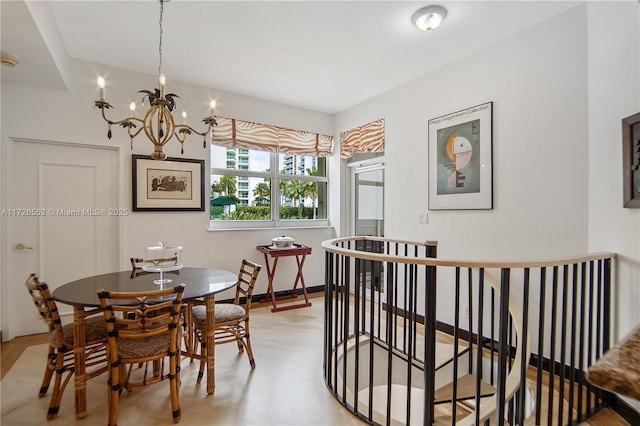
130,256,194,360
130,256,179,272
130,257,143,269
24,273,109,419
98,283,185,426
191,259,262,382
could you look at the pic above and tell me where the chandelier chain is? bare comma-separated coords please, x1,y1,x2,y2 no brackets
158,0,164,78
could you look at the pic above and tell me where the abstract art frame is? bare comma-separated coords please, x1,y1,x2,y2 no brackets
428,102,493,210
132,154,205,211
622,112,640,208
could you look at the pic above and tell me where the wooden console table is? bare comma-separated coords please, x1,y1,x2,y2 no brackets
257,244,312,312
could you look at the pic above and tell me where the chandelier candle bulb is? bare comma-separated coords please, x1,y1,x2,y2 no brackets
182,111,187,124
129,102,136,117
159,73,166,97
97,76,105,99
209,100,216,116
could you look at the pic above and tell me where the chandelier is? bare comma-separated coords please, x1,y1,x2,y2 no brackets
94,0,217,160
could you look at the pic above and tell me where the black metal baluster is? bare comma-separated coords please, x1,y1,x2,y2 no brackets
495,268,510,426
353,252,361,413
576,260,586,421
535,267,546,426
568,263,578,425
557,265,569,426
475,268,485,425
385,264,395,426
517,268,530,425
423,262,437,426
547,266,559,425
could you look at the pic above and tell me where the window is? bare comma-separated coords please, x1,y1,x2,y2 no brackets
210,146,328,228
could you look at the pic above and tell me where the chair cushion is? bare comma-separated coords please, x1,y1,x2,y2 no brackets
192,304,246,325
49,316,108,348
117,334,171,360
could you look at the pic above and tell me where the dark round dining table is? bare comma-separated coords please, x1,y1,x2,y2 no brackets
53,267,237,307
52,267,237,419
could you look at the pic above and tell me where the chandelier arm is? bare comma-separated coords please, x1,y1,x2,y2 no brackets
128,126,146,140
174,124,208,137
175,132,185,144
99,108,145,127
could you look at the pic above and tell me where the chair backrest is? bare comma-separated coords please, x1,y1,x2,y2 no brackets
130,257,144,271
132,256,179,269
129,257,146,278
97,284,185,358
25,273,66,346
234,260,261,311
130,257,180,278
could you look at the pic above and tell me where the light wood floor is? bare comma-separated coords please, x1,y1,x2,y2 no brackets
1,294,630,425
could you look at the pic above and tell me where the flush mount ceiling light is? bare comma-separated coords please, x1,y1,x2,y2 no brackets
412,5,447,32
94,0,216,160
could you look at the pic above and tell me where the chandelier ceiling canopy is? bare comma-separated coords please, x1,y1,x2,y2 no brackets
94,0,216,160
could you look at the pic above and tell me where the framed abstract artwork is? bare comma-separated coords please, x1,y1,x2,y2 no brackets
623,112,640,208
132,154,205,211
428,102,493,210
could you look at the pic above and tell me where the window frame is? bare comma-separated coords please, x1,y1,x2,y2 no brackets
209,150,330,230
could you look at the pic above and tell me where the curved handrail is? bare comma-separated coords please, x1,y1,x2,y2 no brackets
321,236,616,268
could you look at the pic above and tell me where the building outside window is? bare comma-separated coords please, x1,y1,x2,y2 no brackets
210,145,328,228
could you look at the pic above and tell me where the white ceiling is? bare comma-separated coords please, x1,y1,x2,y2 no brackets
1,1,581,114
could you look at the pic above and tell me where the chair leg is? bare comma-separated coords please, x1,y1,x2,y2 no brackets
196,340,206,383
187,327,199,364
108,362,121,426
125,364,134,391
189,339,199,363
169,352,181,423
243,321,256,369
46,351,67,419
153,359,162,378
182,307,194,360
39,349,56,397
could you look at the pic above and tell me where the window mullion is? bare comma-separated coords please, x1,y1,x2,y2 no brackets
271,153,279,224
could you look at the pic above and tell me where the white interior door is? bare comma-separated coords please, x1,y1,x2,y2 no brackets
350,160,385,297
3,139,121,338
352,163,384,237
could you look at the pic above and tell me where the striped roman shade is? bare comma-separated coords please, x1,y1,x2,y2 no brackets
340,118,385,159
211,116,333,157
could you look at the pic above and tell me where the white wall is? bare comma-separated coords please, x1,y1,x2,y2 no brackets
334,2,592,362
587,1,640,413
587,1,640,340
335,0,640,369
336,5,589,260
1,58,337,318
